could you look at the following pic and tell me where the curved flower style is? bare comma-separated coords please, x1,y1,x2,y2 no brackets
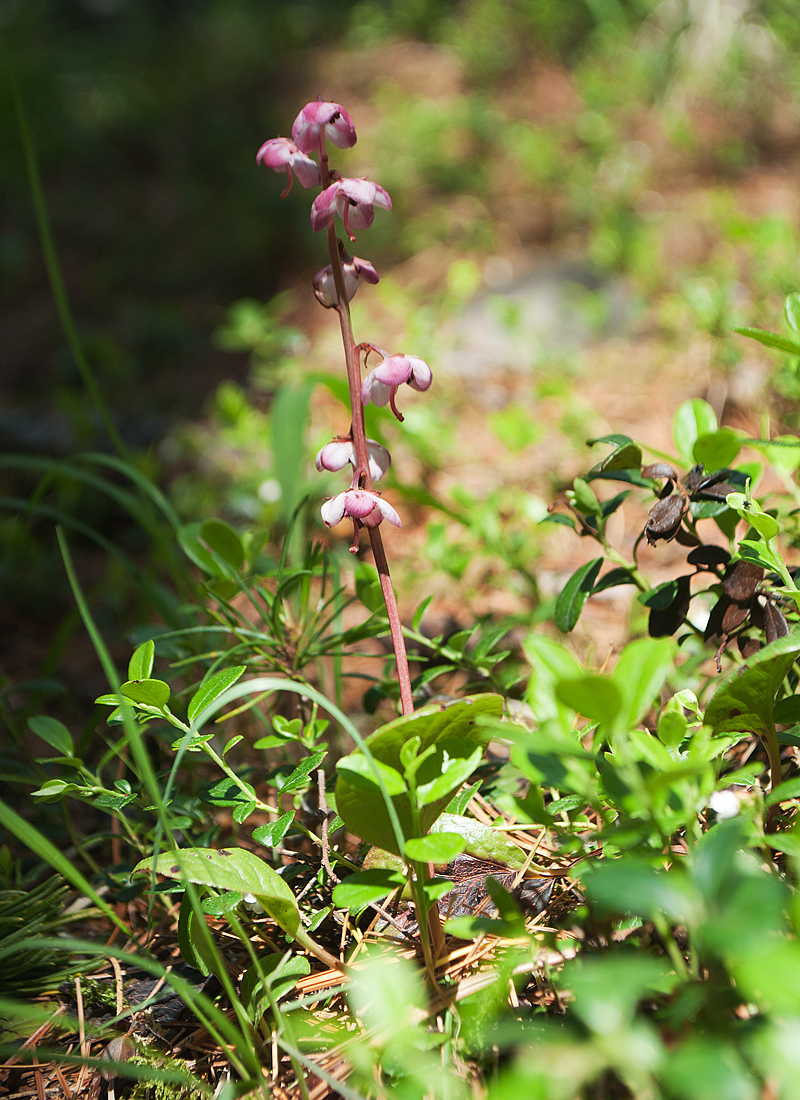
313,252,380,308
315,437,391,482
361,354,433,421
255,138,320,197
321,488,401,530
292,101,357,154
310,178,392,241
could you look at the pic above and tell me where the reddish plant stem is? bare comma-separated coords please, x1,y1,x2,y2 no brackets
319,141,414,716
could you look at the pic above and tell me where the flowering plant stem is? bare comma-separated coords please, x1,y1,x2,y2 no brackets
322,209,414,716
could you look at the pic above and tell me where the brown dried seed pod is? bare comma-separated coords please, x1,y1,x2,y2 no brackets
644,493,688,545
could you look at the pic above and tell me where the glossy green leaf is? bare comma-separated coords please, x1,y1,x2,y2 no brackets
332,868,405,911
30,779,81,802
705,624,800,737
27,716,73,756
555,557,604,633
121,679,170,709
276,750,326,793
415,739,484,806
335,695,501,856
673,399,717,464
354,561,383,614
133,847,300,936
177,522,226,577
337,755,407,796
569,477,600,515
637,580,679,610
404,831,466,863
187,666,247,725
128,639,155,682
588,434,642,472
252,813,295,848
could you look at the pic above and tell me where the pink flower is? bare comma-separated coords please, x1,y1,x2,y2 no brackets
256,138,320,197
321,489,401,530
315,437,391,482
292,101,357,154
361,354,433,421
313,252,380,308
310,178,392,241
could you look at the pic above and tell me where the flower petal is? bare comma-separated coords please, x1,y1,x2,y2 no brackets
321,492,348,527
316,440,354,473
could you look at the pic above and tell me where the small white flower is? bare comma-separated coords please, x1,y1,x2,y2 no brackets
708,789,740,819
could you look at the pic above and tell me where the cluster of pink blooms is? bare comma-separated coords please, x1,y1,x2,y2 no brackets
257,99,433,542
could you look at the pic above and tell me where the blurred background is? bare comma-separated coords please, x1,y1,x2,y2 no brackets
4,0,800,715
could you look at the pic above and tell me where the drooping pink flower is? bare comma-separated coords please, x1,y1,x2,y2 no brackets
292,101,357,154
361,354,433,421
256,137,320,197
310,178,392,240
315,437,391,482
313,252,380,308
321,488,401,530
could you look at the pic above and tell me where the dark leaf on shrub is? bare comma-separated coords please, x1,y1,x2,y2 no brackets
765,599,790,644
649,576,692,638
642,463,678,481
687,545,730,568
738,635,762,658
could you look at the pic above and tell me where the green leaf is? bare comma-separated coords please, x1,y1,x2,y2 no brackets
232,800,257,824
177,896,217,978
27,716,73,756
555,675,622,726
200,519,244,573
354,561,384,614
592,567,637,594
737,539,781,572
568,477,600,515
786,292,800,334
432,813,530,869
178,522,227,577
705,624,800,738
404,832,466,863
582,858,701,923
415,740,484,806
276,750,326,793
121,679,170,709
241,953,311,1023
128,639,155,682
187,666,247,725
332,868,405,911
335,695,501,856
252,813,295,848
555,557,604,632
662,1040,759,1100
673,399,717,464
588,435,642,472
734,326,800,356
637,579,679,610
524,634,583,728
337,755,407,796
30,779,81,802
134,847,300,936
611,637,676,731
693,429,740,470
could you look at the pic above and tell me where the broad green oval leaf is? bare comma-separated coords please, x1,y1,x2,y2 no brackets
404,832,466,863
332,868,405,911
415,739,484,806
336,756,407,796
638,579,679,610
569,477,600,515
555,675,622,727
432,813,530,869
27,716,73,756
524,634,583,727
588,435,643,472
188,666,247,726
133,847,300,936
693,429,740,471
200,519,244,573
555,557,604,633
121,679,170,709
673,399,717,464
335,694,502,856
611,637,676,731
128,639,155,682
705,624,800,739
